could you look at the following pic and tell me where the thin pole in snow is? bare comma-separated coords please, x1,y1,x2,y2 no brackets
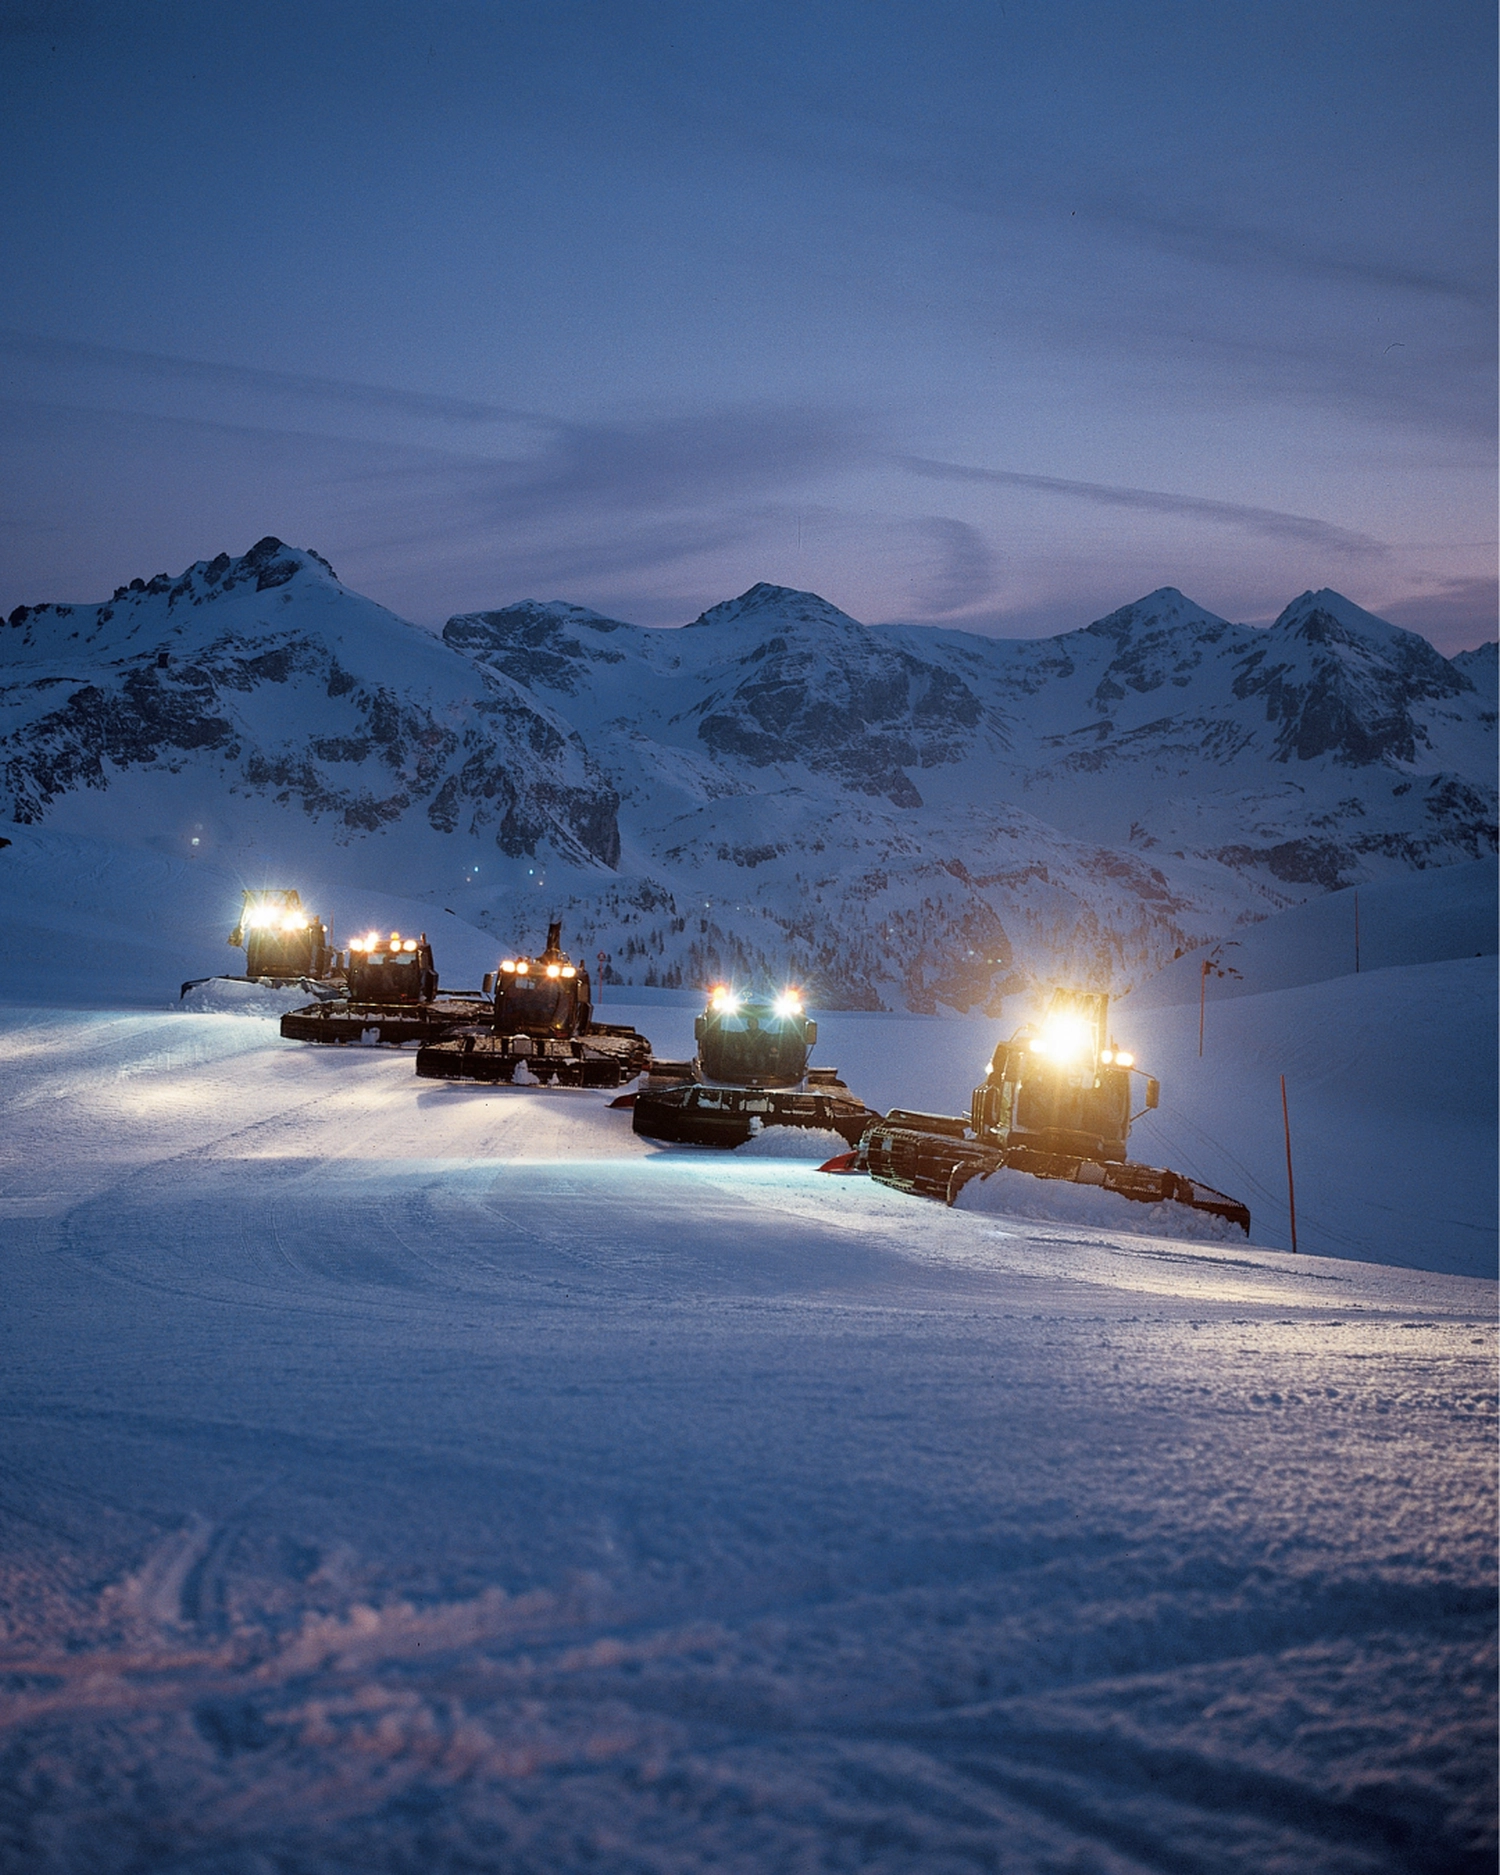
1199,958,1208,1057
1280,1073,1298,1254
1354,890,1360,973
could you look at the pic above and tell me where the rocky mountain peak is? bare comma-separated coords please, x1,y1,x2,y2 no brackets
4,537,344,663
1083,587,1230,644
1264,588,1464,693
685,583,866,633
442,600,638,695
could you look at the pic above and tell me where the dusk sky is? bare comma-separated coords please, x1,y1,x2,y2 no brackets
2,0,1494,648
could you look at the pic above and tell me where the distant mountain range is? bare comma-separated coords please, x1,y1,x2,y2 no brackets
3,539,1494,1010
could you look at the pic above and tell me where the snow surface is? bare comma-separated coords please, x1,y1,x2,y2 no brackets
953,1166,1248,1242
0,981,1494,1870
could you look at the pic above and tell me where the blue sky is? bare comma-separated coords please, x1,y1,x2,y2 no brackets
1,0,1494,647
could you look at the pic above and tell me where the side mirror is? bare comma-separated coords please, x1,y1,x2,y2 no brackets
1145,1078,1160,1110
805,1019,817,1046
483,972,494,995
693,1015,705,1041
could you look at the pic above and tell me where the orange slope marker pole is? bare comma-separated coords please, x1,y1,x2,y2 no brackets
1280,1073,1299,1254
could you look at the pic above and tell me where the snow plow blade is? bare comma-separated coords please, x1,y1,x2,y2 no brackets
280,995,489,1047
632,1080,883,1151
414,1024,651,1087
183,974,342,1001
860,1113,1251,1234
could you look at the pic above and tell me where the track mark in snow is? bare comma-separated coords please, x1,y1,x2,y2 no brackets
116,1514,215,1632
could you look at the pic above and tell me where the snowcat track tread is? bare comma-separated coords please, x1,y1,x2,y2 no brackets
414,1027,651,1088
632,1084,881,1151
861,1122,999,1201
279,998,484,1047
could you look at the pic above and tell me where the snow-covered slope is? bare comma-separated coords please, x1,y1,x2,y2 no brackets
1124,856,1498,1006
0,998,1492,1872
4,551,1495,1010
0,823,504,1009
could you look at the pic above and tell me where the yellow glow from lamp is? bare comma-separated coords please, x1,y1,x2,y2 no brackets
772,991,803,1018
1037,1011,1093,1064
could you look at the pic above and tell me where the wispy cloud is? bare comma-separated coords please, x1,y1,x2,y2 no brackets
1085,201,1492,308
0,329,532,427
898,455,1387,556
907,516,998,616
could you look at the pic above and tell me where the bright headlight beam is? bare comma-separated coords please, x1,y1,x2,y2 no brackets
1038,1012,1093,1063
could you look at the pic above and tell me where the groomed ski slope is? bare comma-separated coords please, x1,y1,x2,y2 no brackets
0,992,1494,1873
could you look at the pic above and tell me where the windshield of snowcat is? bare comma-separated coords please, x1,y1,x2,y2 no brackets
698,1005,811,1086
494,974,582,1036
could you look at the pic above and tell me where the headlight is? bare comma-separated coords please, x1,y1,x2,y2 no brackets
1036,1012,1092,1063
403,939,417,953
546,964,561,978
500,960,516,973
772,991,802,1018
1115,1050,1134,1068
516,962,529,975
709,986,739,1014
561,966,576,979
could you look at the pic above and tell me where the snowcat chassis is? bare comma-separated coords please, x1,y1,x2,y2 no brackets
860,1111,1251,1233
280,995,490,1047
631,1075,883,1151
414,1024,651,1088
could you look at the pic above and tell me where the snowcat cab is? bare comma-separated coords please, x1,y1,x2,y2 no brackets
180,888,339,998
281,926,489,1047
858,987,1250,1233
344,929,437,1005
236,890,334,982
414,921,651,1086
627,983,882,1149
977,989,1138,1163
491,924,591,1037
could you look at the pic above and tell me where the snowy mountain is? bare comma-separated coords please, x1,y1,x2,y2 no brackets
1,538,621,869
442,580,1495,1005
3,547,1494,1010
